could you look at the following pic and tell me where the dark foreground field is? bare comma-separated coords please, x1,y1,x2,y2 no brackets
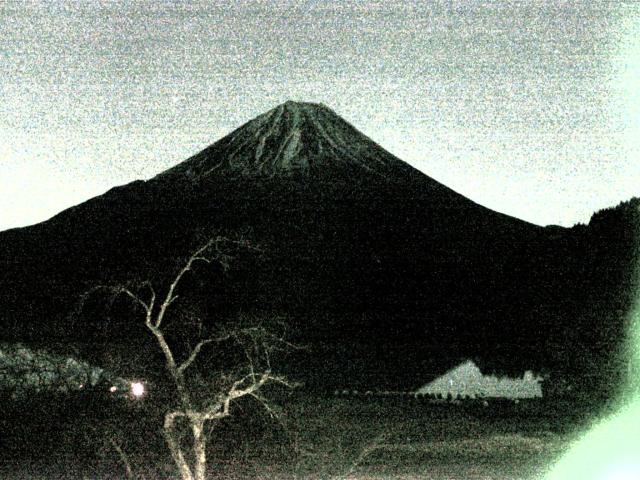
0,389,604,480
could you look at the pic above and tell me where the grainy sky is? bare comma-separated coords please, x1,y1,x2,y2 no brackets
1,0,639,230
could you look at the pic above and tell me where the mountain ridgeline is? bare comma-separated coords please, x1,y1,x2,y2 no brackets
0,102,637,393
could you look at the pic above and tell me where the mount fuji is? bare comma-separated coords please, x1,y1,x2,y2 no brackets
0,101,636,392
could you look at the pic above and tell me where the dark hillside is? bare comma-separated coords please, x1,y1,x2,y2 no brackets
0,102,637,393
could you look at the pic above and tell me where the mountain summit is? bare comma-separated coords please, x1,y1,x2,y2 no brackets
2,100,633,395
161,101,416,179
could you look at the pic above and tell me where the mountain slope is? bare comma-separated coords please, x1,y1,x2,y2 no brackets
0,102,636,392
159,101,419,179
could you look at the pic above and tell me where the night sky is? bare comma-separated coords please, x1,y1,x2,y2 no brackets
1,0,639,231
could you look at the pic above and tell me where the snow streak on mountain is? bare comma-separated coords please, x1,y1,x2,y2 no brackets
160,101,416,179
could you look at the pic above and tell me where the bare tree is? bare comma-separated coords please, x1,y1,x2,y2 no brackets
82,236,296,480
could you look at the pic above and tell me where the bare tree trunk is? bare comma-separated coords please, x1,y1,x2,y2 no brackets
192,417,207,480
81,239,293,480
164,412,194,480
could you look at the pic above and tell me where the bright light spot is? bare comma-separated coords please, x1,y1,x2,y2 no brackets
545,255,640,479
131,382,145,398
603,463,640,480
109,385,117,393
544,401,640,480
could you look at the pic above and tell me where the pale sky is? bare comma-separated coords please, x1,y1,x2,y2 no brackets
1,0,639,231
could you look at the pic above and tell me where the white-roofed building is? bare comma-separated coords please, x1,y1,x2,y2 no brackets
414,360,543,400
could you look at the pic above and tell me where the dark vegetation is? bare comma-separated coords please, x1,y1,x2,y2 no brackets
1,171,637,395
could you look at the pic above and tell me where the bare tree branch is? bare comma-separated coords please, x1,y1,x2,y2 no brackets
107,435,135,480
344,430,394,479
163,411,193,480
118,287,153,318
80,236,294,480
177,339,213,374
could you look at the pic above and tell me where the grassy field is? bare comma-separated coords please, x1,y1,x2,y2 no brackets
227,394,577,480
1,388,597,479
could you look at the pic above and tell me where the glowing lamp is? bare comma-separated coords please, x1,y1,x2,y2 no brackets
131,381,145,398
